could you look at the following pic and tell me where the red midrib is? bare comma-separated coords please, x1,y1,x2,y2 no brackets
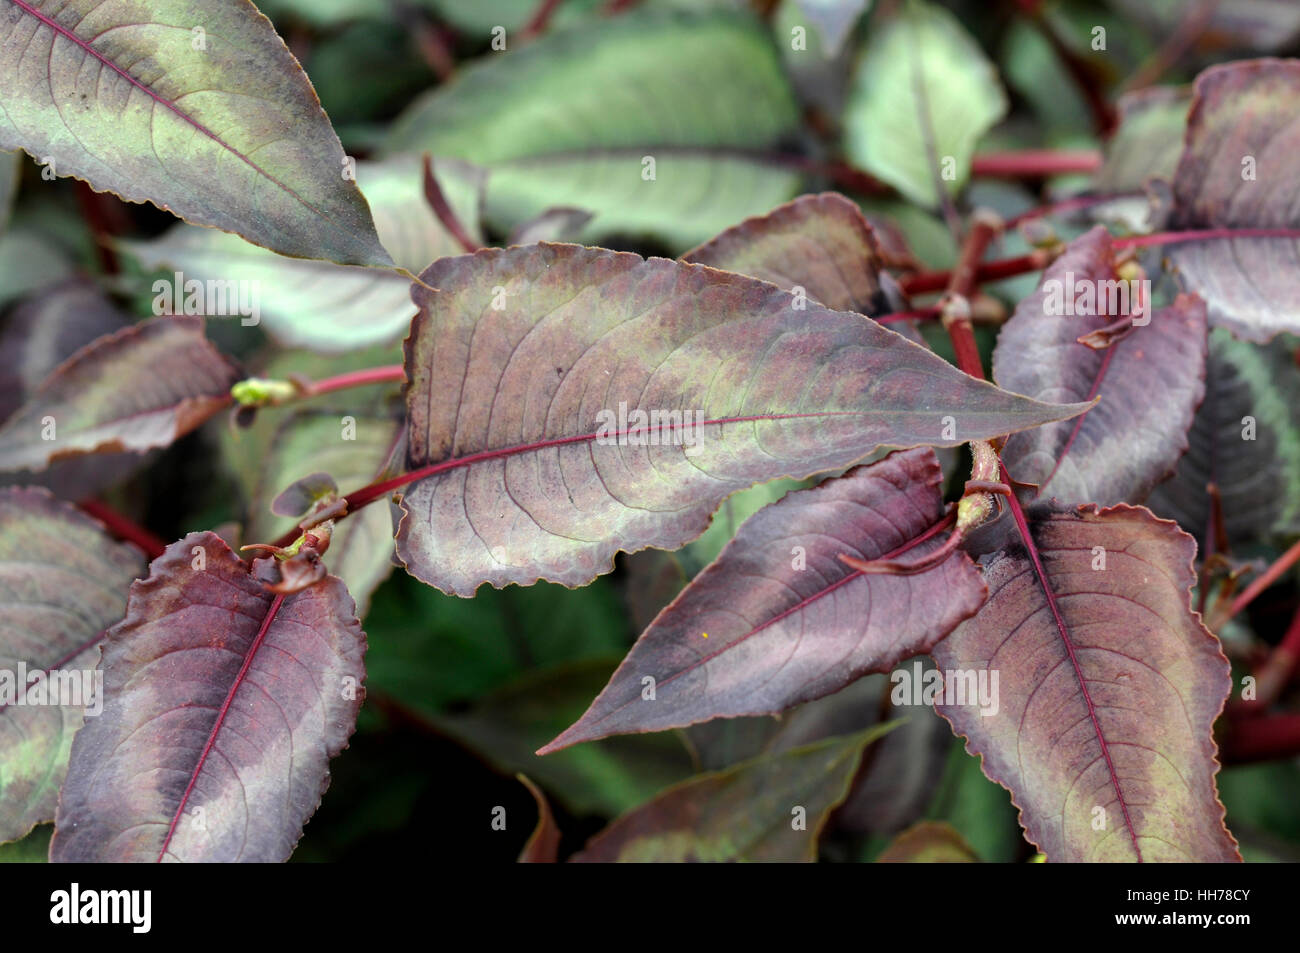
8,0,331,221
1041,342,1119,491
538,509,957,750
352,410,919,509
155,592,285,862
1002,462,1143,861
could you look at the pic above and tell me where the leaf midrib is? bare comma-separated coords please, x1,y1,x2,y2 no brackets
1002,493,1145,861
154,591,285,863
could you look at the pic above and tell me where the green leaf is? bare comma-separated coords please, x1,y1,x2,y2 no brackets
843,0,1008,207
122,157,483,353
364,574,631,715
0,226,73,310
429,659,696,818
572,725,895,862
382,8,803,251
1097,86,1190,194
0,0,390,266
418,0,607,35
0,824,50,862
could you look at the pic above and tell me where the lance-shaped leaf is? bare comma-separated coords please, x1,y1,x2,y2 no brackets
1166,60,1300,341
0,488,144,843
0,317,241,472
250,410,403,618
682,192,891,316
121,157,484,353
398,243,1089,596
0,0,390,266
382,8,802,252
877,820,980,862
541,448,986,751
932,503,1240,862
995,228,1208,506
50,532,365,862
572,725,893,862
843,0,1008,208
1146,329,1300,547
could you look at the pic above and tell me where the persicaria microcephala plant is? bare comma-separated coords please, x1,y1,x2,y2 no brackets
1,0,1299,865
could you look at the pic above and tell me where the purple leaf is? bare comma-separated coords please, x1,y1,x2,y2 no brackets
1167,60,1300,341
397,243,1089,595
0,279,127,423
995,227,1208,505
541,448,986,752
932,503,1240,862
683,192,893,316
50,532,365,862
0,317,241,473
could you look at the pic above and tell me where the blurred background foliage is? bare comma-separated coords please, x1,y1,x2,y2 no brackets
4,0,1300,862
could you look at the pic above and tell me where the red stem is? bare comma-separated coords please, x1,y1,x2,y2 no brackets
900,249,1053,296
939,214,1001,378
970,150,1101,178
1113,227,1300,249
77,500,167,560
74,182,126,275
901,226,1300,297
308,364,406,397
1004,190,1144,229
268,410,885,549
1224,537,1300,623
422,154,479,254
